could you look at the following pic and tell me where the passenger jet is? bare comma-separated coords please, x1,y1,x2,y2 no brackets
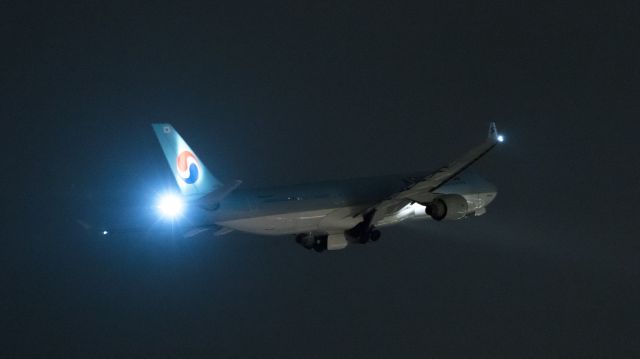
151,123,502,252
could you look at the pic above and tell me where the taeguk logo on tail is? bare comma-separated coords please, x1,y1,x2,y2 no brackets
176,151,199,184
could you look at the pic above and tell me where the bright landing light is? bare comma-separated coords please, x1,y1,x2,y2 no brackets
497,135,504,142
156,193,185,219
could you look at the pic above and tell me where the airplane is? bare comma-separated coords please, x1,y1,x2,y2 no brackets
150,122,503,252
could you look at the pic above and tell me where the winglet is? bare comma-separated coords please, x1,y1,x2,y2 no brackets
488,122,498,140
488,122,503,143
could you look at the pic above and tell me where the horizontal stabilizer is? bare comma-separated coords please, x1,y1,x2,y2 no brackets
183,225,234,238
198,180,243,210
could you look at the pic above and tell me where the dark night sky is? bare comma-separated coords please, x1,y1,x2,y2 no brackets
2,1,640,357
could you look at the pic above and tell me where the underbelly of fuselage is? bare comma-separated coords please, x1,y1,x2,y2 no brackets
215,207,348,235
214,203,428,236
213,191,495,236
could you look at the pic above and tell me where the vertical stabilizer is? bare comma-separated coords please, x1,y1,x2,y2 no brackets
152,123,222,198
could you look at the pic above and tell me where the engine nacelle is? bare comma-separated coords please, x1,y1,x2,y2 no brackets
425,194,469,221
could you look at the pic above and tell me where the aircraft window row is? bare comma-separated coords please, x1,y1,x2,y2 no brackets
261,194,330,203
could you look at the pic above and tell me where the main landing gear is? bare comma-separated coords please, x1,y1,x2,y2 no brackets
352,227,381,244
369,229,381,242
296,211,382,252
345,209,381,244
295,229,381,252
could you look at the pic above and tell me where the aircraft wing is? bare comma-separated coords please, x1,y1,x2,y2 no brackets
369,122,502,224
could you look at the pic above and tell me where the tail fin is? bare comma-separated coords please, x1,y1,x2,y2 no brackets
152,123,222,198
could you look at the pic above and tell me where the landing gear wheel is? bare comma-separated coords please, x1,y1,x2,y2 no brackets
370,229,381,242
313,236,327,252
296,233,315,250
358,235,369,244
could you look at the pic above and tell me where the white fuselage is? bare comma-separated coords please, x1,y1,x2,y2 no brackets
206,173,497,236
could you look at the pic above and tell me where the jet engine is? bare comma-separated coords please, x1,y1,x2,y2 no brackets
425,194,469,221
